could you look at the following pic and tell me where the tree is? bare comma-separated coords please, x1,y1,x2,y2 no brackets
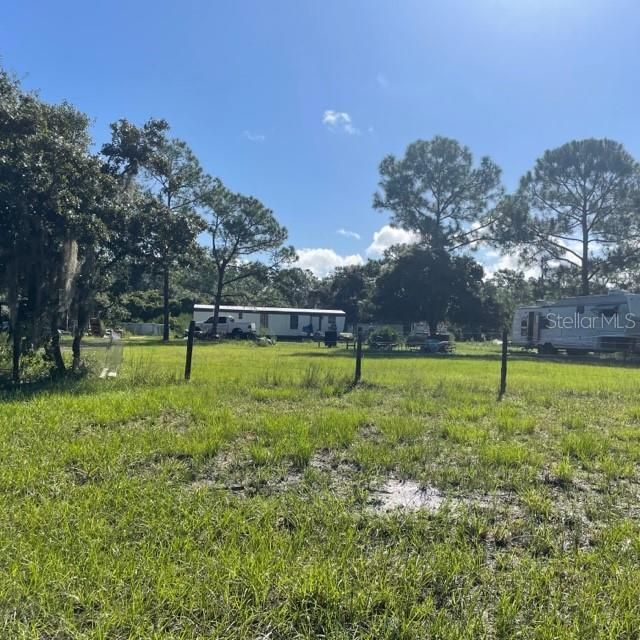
221,267,320,308
269,268,320,308
0,69,119,380
484,269,535,321
373,246,485,334
497,139,640,295
322,262,380,328
101,118,169,191
140,194,206,340
373,136,503,251
103,126,207,340
203,181,294,335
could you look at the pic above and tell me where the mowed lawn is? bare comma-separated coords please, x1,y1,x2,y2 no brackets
3,341,640,638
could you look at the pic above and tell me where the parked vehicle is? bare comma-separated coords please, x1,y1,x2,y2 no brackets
405,331,430,350
195,314,256,339
421,334,455,354
512,290,640,354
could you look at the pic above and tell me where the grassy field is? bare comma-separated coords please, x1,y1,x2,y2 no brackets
3,340,640,638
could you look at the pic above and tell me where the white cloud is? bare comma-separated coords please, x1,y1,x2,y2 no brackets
243,130,266,143
366,225,419,257
337,228,361,240
322,110,360,135
297,248,364,278
376,73,389,89
482,250,539,279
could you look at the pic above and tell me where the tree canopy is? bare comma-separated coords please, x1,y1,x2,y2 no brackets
496,139,640,295
203,181,295,334
373,136,503,251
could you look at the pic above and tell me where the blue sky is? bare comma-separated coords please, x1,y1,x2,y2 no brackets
2,0,640,276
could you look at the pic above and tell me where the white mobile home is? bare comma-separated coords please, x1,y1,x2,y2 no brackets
512,291,640,354
193,305,346,338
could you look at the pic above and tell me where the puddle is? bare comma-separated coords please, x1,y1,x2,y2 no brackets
370,479,445,512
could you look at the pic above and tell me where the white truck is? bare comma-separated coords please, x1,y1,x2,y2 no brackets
195,314,256,339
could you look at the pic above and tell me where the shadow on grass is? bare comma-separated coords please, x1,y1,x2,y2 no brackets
286,349,505,362
286,348,640,369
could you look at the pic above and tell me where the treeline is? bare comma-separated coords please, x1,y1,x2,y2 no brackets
322,135,640,335
0,69,292,382
3,65,640,382
113,133,640,339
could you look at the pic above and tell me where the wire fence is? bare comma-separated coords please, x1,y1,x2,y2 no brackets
6,327,640,393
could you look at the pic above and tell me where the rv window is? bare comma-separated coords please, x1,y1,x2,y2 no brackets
599,307,617,319
539,314,551,329
520,318,527,337
290,313,299,330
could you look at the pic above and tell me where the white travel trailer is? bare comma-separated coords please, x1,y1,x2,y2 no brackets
193,305,346,339
512,291,640,354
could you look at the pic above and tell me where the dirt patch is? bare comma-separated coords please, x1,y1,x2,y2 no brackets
358,422,383,443
369,479,445,512
78,408,195,436
309,449,362,475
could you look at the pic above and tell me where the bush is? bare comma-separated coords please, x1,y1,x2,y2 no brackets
368,326,399,344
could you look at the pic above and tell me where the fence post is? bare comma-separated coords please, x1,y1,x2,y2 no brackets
354,328,363,384
184,320,195,381
498,327,508,399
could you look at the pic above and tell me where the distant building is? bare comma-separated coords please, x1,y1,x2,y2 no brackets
193,305,346,338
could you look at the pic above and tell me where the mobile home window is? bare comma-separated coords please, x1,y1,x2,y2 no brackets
238,311,243,319
290,313,299,329
260,312,269,328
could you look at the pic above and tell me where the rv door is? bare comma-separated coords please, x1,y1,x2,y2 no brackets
527,311,535,342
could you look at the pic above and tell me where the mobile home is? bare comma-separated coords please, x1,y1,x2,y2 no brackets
193,305,346,339
512,291,640,354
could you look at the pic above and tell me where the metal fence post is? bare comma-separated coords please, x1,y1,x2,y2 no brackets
499,328,508,399
185,320,195,381
354,328,363,384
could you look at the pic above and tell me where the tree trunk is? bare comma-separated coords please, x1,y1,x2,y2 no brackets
8,264,21,384
72,331,82,372
71,249,93,373
47,273,66,377
581,213,590,296
162,265,170,342
12,323,21,385
49,328,66,377
211,275,225,337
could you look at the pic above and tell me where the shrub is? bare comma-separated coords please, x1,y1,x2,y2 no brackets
368,326,399,344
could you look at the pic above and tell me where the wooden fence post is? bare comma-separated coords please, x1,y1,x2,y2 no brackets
498,327,508,399
354,328,363,384
184,320,195,381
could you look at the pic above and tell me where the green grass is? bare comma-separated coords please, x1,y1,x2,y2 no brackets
3,340,640,638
